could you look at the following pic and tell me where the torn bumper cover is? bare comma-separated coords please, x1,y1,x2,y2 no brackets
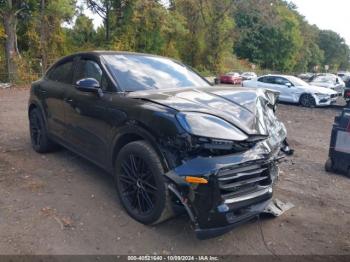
165,120,289,239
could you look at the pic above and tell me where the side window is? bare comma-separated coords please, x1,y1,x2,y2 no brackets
274,77,290,85
47,61,73,84
258,77,266,83
75,59,109,91
265,76,275,84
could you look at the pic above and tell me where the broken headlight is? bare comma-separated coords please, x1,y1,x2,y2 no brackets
176,112,248,141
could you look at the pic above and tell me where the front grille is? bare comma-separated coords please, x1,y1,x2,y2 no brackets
217,161,272,200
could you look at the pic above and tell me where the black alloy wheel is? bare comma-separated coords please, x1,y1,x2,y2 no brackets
120,154,157,214
115,141,172,225
29,108,57,153
300,94,316,108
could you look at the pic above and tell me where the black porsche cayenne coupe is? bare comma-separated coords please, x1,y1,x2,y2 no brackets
28,51,288,239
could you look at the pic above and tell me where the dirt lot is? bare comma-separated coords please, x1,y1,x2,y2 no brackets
0,87,350,255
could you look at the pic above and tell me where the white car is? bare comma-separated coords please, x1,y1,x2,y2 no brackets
242,75,338,107
310,74,345,95
241,72,257,80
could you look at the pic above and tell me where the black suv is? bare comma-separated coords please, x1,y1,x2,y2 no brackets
28,51,288,238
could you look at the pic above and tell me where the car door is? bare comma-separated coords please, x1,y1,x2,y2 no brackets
257,76,278,90
40,59,74,139
273,77,294,102
63,56,112,165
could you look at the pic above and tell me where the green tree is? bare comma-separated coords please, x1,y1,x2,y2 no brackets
70,13,96,47
174,0,235,74
24,0,75,71
234,0,302,71
0,0,28,81
318,30,350,70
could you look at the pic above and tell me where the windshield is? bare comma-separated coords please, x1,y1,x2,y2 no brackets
102,54,209,92
285,76,309,86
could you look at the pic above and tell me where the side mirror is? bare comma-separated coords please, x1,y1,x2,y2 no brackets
285,82,292,87
76,78,100,93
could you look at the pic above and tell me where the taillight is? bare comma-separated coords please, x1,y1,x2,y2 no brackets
346,90,350,97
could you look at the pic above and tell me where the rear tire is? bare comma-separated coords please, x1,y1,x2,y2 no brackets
325,158,334,173
300,94,316,108
114,141,173,225
29,108,58,153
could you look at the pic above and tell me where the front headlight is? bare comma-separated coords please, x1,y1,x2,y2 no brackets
176,112,248,141
315,93,330,98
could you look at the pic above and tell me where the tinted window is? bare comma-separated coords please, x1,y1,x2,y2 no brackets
259,76,275,84
274,77,290,85
258,77,266,83
102,54,209,92
48,61,73,84
75,59,109,90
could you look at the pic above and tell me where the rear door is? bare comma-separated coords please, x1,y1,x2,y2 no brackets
40,58,74,139
63,55,113,165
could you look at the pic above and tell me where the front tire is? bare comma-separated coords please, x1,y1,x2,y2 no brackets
300,94,316,108
114,141,173,225
29,108,57,153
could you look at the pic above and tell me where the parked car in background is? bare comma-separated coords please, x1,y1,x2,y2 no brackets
337,71,350,81
298,72,314,82
242,74,338,107
28,51,290,239
344,88,350,107
309,74,345,95
219,72,242,85
342,75,350,88
241,72,257,80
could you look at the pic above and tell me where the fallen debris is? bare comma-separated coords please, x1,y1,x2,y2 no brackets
263,199,295,217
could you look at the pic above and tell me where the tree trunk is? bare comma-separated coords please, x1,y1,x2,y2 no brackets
40,0,48,72
105,3,110,42
3,11,18,82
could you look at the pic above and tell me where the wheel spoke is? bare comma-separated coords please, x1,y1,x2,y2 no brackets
119,174,136,184
129,154,138,176
140,188,154,209
141,180,158,192
136,190,143,212
121,183,136,193
122,186,137,196
121,164,136,181
140,170,152,180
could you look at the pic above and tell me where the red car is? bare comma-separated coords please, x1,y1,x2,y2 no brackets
219,72,242,85
344,88,350,107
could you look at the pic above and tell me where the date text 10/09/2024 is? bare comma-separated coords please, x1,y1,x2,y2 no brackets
127,256,220,261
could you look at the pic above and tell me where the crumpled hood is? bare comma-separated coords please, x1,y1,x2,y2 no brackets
128,86,285,137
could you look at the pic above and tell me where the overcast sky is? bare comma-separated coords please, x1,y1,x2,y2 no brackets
82,0,350,45
291,0,350,44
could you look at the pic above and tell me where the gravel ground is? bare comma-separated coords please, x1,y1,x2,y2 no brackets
0,87,349,255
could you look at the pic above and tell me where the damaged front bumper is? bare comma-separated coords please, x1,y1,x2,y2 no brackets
165,138,287,239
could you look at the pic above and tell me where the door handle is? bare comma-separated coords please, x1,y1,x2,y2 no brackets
64,98,73,103
38,88,47,94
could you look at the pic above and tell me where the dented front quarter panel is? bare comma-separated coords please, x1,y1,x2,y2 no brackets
128,86,288,238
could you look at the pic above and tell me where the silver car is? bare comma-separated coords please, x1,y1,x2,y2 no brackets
310,74,345,95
